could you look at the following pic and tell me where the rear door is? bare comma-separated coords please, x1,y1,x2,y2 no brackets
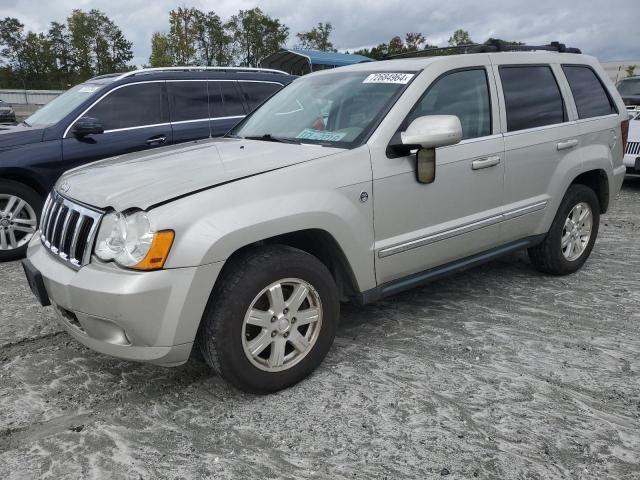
167,80,210,143
492,62,580,243
62,81,172,166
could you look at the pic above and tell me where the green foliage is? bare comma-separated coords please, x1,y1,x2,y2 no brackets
448,29,473,46
296,22,335,52
0,10,133,89
625,65,636,77
227,8,289,67
148,32,174,68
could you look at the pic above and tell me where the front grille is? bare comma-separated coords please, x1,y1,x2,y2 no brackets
40,191,103,269
626,142,640,156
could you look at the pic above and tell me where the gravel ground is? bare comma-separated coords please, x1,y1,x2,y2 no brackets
1,179,639,480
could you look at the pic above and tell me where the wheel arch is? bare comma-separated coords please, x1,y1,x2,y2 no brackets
216,228,361,302
0,168,48,198
569,169,609,213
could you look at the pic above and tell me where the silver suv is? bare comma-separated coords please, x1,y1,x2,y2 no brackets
23,51,628,393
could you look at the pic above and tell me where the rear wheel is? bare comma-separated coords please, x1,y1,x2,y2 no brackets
528,184,600,275
0,180,42,262
199,245,339,393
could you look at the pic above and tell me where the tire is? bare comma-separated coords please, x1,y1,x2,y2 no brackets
199,245,340,393
0,179,43,262
528,184,600,275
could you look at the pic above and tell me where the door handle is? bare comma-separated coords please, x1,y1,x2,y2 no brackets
145,135,167,146
557,139,578,151
472,155,501,170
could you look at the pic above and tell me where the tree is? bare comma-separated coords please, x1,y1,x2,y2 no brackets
404,32,427,52
0,17,27,76
48,22,73,87
168,7,198,65
625,65,637,77
296,22,334,51
193,10,232,66
227,8,289,67
148,32,174,67
448,29,473,46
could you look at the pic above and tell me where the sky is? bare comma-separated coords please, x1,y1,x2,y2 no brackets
1,0,639,66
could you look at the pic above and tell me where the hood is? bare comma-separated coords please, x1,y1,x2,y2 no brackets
0,124,44,149
58,137,343,211
629,116,640,139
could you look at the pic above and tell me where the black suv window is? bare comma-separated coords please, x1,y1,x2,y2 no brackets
500,66,566,132
562,66,616,119
407,68,491,140
167,81,209,122
239,82,282,111
85,82,167,131
215,81,246,117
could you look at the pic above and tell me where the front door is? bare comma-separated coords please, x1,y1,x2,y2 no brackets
62,81,172,168
371,65,505,285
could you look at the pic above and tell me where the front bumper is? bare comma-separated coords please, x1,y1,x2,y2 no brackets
26,237,223,366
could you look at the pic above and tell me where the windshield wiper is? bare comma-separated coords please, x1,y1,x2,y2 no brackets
244,134,300,144
21,120,31,127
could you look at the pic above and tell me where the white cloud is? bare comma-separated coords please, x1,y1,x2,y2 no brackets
1,0,638,66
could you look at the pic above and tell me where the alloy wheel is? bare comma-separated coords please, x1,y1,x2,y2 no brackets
561,201,592,261
242,278,323,372
0,194,37,251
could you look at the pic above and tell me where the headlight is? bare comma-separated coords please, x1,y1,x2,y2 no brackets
94,210,174,270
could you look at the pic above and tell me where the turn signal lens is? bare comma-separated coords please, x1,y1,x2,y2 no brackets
132,230,175,271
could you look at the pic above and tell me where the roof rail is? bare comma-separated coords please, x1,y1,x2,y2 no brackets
113,66,289,81
387,40,582,60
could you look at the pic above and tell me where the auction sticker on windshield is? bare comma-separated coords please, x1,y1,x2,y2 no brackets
363,73,414,84
296,129,347,142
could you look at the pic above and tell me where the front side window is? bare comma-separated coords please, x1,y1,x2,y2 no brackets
26,82,106,128
167,81,209,122
563,66,615,119
232,71,414,148
406,68,491,140
239,82,282,111
500,66,566,132
84,82,167,131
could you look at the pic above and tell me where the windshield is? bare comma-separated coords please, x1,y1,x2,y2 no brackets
617,78,640,96
231,71,416,148
25,82,105,128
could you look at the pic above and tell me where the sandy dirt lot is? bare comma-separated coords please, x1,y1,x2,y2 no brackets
1,180,639,480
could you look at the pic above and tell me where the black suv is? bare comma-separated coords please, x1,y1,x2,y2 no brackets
0,67,293,260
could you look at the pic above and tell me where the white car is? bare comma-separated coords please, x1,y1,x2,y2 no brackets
624,114,640,175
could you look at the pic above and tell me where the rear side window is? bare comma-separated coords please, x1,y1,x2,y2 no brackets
500,66,566,132
215,81,246,117
239,82,282,111
562,66,616,119
167,81,209,122
406,68,492,140
86,82,168,131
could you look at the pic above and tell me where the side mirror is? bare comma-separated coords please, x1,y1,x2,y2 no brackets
401,115,462,149
71,117,104,137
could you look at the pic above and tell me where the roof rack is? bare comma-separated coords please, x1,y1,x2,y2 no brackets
112,66,289,81
387,40,582,60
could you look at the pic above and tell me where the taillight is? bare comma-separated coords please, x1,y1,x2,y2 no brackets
621,119,629,154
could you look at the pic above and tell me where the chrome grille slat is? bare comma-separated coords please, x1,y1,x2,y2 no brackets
39,191,104,270
627,142,640,156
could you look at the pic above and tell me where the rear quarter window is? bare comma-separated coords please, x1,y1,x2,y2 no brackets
499,65,566,132
562,65,616,119
239,82,282,111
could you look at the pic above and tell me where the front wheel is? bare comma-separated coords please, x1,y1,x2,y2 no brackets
528,184,600,275
0,180,42,262
199,245,340,393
